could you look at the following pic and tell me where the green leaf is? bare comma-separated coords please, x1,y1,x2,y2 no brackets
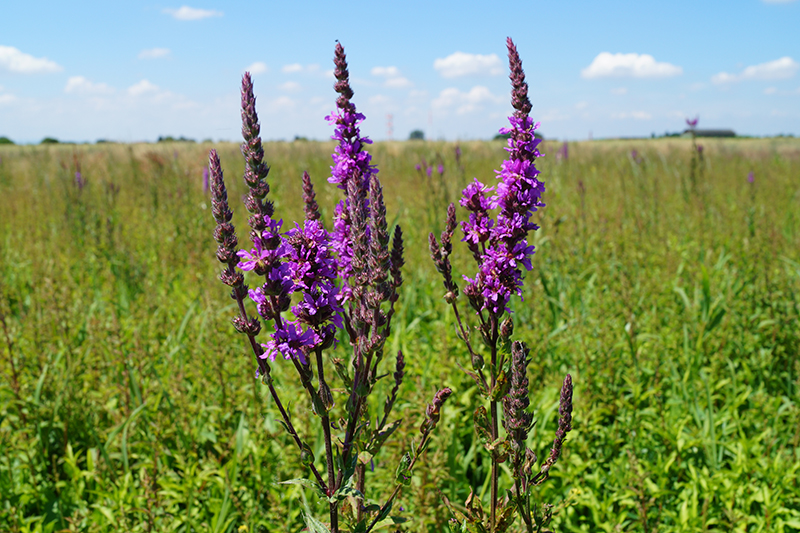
304,512,331,533
395,452,412,486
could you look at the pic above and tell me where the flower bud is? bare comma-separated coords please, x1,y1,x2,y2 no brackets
500,317,514,340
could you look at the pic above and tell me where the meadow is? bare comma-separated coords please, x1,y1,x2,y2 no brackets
0,136,799,532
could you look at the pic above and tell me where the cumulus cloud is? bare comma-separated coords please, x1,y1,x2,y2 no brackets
163,6,223,20
432,86,502,114
612,111,653,120
282,63,303,73
246,61,268,75
65,76,114,95
138,48,170,59
611,87,628,95
581,52,682,79
372,66,399,78
434,52,503,78
711,57,798,84
0,93,16,105
371,65,412,88
0,45,62,74
278,81,301,92
128,79,160,96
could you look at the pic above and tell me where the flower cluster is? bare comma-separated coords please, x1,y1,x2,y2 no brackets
462,38,545,316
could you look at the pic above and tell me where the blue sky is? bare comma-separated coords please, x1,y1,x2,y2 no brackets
1,0,798,143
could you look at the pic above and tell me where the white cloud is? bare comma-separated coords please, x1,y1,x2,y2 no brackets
138,48,170,59
64,76,114,95
574,101,588,110
0,93,16,105
371,65,412,88
432,86,502,114
0,45,62,74
128,79,160,96
246,61,268,75
163,6,223,20
369,94,391,105
613,111,653,120
611,87,628,95
282,63,307,74
712,57,798,84
581,52,682,79
265,96,296,112
385,77,412,88
280,63,323,76
371,66,399,78
434,52,503,78
764,86,778,94
279,81,301,92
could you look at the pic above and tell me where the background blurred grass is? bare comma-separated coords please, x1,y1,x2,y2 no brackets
0,137,798,532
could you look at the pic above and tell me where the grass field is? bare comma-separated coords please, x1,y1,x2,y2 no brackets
0,137,799,532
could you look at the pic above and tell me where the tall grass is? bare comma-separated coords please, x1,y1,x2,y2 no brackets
0,138,798,532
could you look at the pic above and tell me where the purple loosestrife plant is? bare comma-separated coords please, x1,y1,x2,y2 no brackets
432,38,574,533
209,43,450,533
686,116,703,196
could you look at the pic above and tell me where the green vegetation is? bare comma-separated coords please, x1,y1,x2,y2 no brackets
0,136,14,145
0,138,799,532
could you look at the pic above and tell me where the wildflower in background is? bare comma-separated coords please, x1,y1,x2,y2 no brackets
748,170,755,184
74,170,84,190
686,116,698,128
203,165,209,194
556,141,568,162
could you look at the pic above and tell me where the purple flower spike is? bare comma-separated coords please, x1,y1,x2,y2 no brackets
686,116,699,128
326,42,381,302
460,38,545,316
748,171,755,184
326,43,376,192
203,165,210,194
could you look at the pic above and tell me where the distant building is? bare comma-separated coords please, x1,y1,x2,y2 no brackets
683,129,736,138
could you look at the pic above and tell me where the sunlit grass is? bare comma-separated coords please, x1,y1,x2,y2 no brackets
0,138,798,532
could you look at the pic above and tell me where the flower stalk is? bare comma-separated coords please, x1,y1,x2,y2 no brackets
430,37,574,533
209,42,450,533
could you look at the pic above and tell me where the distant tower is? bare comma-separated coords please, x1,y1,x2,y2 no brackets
386,114,393,141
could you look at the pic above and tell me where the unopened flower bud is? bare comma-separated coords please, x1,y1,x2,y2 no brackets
500,317,514,340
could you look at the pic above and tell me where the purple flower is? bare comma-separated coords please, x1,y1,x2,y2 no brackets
426,166,433,178
284,219,344,330
686,116,699,128
437,163,444,175
237,218,286,272
556,141,568,161
261,322,320,364
203,166,209,193
74,171,84,190
748,171,755,184
460,38,545,316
